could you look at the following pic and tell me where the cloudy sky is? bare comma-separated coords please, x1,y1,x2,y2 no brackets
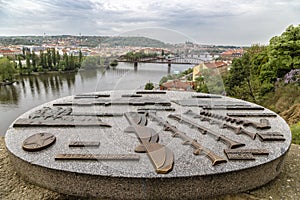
0,0,300,45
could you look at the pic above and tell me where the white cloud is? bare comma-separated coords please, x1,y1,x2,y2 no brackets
0,0,300,45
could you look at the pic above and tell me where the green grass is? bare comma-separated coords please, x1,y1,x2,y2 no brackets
291,122,300,145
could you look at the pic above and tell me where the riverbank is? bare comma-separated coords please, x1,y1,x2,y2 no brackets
0,70,78,87
0,80,19,86
16,69,79,76
0,136,299,199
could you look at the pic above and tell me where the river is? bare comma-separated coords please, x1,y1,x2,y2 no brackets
0,62,192,136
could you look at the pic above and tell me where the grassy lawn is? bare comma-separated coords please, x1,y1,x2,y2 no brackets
291,122,300,145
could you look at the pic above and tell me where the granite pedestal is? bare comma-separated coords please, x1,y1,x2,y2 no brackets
5,90,291,199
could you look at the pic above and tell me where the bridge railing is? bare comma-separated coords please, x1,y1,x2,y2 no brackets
117,56,205,65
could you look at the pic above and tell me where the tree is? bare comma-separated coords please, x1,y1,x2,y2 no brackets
39,51,47,70
22,47,26,56
63,52,68,68
81,56,100,69
69,54,75,70
52,48,57,67
225,45,268,102
159,76,168,85
31,51,37,72
18,56,23,74
109,60,118,67
222,24,300,106
144,82,154,90
0,58,16,82
47,48,52,70
194,76,209,93
58,60,66,71
267,25,300,79
226,55,251,94
56,51,61,66
79,50,83,63
196,68,224,94
25,52,32,75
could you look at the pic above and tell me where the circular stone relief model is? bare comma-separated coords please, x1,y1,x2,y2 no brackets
5,90,291,199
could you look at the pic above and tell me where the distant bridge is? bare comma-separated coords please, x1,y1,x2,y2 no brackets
117,56,206,71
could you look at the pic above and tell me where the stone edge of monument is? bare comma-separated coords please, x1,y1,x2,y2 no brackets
7,149,288,199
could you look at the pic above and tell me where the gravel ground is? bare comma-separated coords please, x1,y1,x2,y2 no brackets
1,137,299,200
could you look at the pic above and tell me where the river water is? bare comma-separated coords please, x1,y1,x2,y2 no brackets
0,63,192,136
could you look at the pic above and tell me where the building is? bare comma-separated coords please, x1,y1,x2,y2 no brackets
134,48,171,56
160,80,194,91
193,61,228,81
0,48,22,57
220,49,244,60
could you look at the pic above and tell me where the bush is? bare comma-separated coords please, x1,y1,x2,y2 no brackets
291,122,300,145
259,83,274,96
262,83,300,113
144,82,154,90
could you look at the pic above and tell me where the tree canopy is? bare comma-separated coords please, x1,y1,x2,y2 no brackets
266,25,300,79
0,58,16,82
225,24,300,104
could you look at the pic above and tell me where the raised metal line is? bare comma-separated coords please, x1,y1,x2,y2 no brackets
53,101,171,107
13,118,112,128
257,132,285,141
148,112,227,166
69,142,100,147
55,154,140,161
185,110,256,140
224,148,269,160
224,149,269,155
72,113,124,117
203,106,264,110
137,107,176,112
225,152,255,160
121,94,143,98
227,113,277,117
200,110,271,130
136,91,166,94
75,94,110,98
191,95,222,98
168,114,245,149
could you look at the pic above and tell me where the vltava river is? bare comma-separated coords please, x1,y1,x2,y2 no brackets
0,63,192,136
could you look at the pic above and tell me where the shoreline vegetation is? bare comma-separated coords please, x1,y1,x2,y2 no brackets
0,50,120,86
0,48,83,85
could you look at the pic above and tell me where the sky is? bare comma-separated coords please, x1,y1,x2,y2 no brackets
0,0,300,45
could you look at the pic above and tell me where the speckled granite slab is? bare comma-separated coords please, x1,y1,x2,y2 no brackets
5,90,291,199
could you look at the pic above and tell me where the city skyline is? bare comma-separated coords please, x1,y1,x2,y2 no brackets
0,0,300,45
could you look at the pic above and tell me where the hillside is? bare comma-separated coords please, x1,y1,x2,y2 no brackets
100,36,170,48
0,35,170,48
